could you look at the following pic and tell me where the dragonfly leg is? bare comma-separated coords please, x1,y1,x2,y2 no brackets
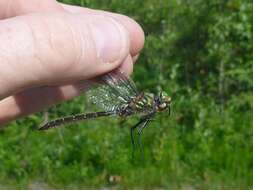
130,119,146,158
130,120,143,148
137,119,151,158
137,120,151,136
130,113,154,159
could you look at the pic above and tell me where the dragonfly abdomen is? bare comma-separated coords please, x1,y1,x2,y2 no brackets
39,111,116,130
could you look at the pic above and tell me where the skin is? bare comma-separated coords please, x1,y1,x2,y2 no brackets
0,0,145,127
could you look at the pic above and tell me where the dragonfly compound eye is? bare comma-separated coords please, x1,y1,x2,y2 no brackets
157,102,168,111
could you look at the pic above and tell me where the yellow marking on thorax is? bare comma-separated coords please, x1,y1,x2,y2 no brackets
133,92,154,110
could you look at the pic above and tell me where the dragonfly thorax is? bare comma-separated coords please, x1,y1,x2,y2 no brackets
117,92,154,117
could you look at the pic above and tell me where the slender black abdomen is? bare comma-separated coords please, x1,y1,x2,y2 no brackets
39,111,116,130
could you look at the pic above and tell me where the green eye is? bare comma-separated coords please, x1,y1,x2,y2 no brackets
160,91,170,98
161,91,167,98
165,96,172,103
159,91,171,103
159,91,167,98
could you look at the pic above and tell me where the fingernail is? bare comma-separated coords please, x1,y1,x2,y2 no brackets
90,17,129,63
132,54,139,63
118,54,133,76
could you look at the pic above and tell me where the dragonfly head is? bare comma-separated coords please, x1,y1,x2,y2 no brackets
155,91,172,113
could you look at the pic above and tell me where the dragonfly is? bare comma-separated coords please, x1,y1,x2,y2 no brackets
39,70,171,147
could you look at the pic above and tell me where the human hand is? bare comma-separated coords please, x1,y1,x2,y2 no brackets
0,0,144,126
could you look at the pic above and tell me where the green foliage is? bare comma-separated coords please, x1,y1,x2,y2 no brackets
1,0,253,189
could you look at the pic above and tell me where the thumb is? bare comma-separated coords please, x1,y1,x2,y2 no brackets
0,12,130,99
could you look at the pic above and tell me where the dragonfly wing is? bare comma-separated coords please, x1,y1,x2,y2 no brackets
86,82,126,111
86,70,139,111
101,71,138,101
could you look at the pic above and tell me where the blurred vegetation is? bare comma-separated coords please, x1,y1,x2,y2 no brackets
1,0,253,189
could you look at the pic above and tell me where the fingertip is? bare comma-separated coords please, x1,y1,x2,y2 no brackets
93,16,130,64
116,15,145,56
61,4,145,56
85,15,130,75
94,14,145,57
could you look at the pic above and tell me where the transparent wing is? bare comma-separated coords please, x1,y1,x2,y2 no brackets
86,70,139,111
86,83,124,111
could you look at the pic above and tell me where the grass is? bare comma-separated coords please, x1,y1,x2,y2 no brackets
0,0,253,189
